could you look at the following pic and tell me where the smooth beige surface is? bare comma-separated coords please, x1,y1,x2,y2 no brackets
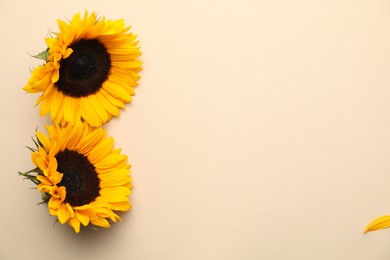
2,0,390,259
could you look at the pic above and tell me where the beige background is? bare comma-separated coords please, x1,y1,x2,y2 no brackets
1,0,390,259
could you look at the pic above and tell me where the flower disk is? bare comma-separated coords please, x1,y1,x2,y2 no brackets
31,122,132,233
24,12,142,127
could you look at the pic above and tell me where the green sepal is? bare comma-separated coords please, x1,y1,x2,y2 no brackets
38,193,50,204
18,167,43,185
18,171,40,185
31,134,43,149
26,146,38,152
29,48,49,62
88,224,99,231
20,167,42,175
31,135,39,148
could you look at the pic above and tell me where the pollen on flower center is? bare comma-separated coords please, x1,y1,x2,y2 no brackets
56,149,100,206
69,53,98,81
58,166,85,194
55,39,111,97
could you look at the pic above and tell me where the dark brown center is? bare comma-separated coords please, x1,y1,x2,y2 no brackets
55,39,111,97
55,149,100,206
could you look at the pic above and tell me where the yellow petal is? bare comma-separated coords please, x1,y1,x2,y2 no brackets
32,150,47,170
98,187,131,202
63,96,78,125
51,69,59,83
36,131,51,151
39,95,53,117
57,203,74,224
100,88,125,108
49,185,66,200
67,216,81,233
88,94,108,123
90,216,110,228
109,201,131,211
45,38,57,48
76,211,90,226
48,139,60,158
57,19,73,44
77,127,105,154
48,197,63,211
70,13,81,32
66,122,84,150
48,171,63,186
102,81,131,102
106,211,120,223
95,91,120,117
95,153,128,170
365,216,390,233
36,175,52,186
100,172,130,188
64,47,73,58
50,90,63,122
80,97,101,127
88,137,114,164
47,156,58,172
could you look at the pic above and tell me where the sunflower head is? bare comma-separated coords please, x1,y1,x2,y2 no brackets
24,12,142,127
20,122,132,233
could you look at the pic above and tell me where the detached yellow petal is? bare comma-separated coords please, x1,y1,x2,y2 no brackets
365,216,390,233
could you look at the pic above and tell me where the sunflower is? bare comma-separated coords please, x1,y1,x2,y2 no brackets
21,122,132,233
23,12,142,127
